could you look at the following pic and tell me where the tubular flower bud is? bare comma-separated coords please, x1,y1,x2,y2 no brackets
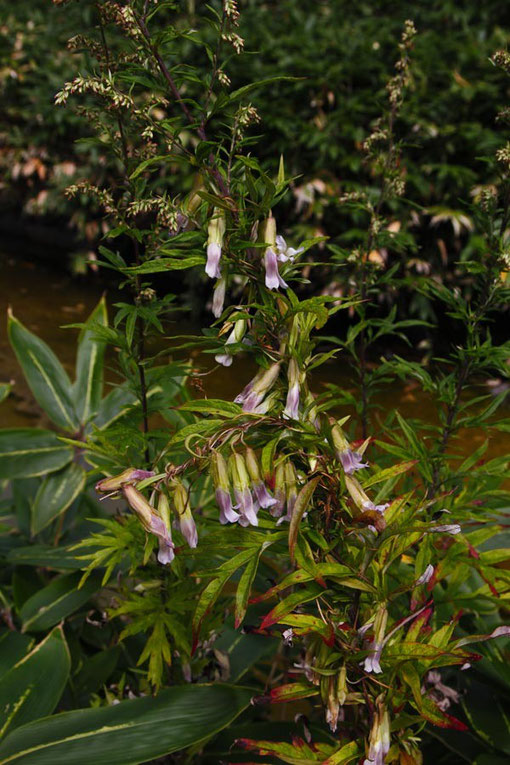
363,699,390,765
230,453,259,527
271,460,286,517
245,447,277,509
330,421,350,455
362,605,388,674
215,319,247,367
212,276,226,318
277,461,298,524
337,665,348,706
95,468,155,493
211,451,240,524
205,209,226,279
156,493,175,565
263,215,288,290
172,480,197,548
122,485,173,565
283,358,301,420
234,362,281,412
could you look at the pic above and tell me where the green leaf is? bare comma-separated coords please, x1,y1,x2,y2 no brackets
259,585,322,630
179,399,243,417
7,545,94,570
8,312,78,433
0,384,12,405
19,573,100,633
0,684,252,765
31,462,86,535
0,626,70,740
73,297,108,425
289,477,320,563
361,460,418,489
234,552,261,629
0,429,73,480
0,634,34,683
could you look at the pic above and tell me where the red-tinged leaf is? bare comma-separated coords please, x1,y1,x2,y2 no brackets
192,573,230,652
279,613,335,645
249,569,312,604
322,740,361,764
402,664,468,731
252,682,320,705
235,551,261,629
235,736,327,764
289,477,320,563
454,625,510,648
260,585,322,630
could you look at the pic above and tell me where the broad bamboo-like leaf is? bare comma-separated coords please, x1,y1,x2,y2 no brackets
72,296,108,425
0,626,70,740
0,684,252,765
7,545,95,570
31,462,86,535
0,634,34,683
8,312,78,432
0,429,73,480
19,573,100,633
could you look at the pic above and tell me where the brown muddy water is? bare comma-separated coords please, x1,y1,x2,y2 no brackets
1,251,509,467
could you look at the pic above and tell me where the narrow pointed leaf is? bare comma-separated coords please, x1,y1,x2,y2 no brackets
73,297,108,425
0,429,73,480
8,312,79,432
289,477,320,563
31,462,86,535
0,684,252,765
0,626,70,740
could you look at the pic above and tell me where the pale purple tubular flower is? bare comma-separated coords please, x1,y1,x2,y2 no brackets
340,449,368,475
234,487,259,527
283,358,301,420
95,468,155,493
424,670,460,711
205,210,226,279
363,704,390,765
245,447,277,509
264,247,288,290
282,628,294,646
173,480,198,548
275,235,304,263
122,485,174,565
416,564,434,586
149,514,175,565
430,524,461,535
205,242,222,278
363,640,383,674
270,462,286,518
363,500,390,514
216,487,240,524
253,482,277,509
212,276,226,318
362,606,387,675
215,319,247,367
234,362,280,413
231,453,259,527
